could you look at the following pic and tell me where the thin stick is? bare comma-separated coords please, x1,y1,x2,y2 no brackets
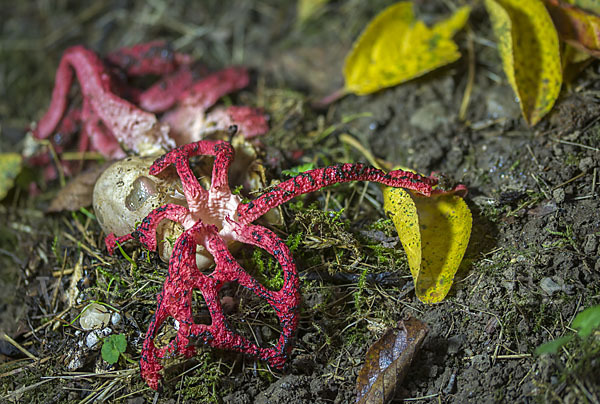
62,232,110,265
23,307,71,338
0,379,52,401
551,138,600,152
0,333,38,361
0,356,52,378
551,171,586,190
459,28,475,121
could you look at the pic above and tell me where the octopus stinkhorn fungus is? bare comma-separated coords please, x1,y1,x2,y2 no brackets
106,139,436,390
93,134,272,267
31,41,268,179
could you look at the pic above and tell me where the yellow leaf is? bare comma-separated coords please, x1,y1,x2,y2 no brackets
344,2,470,95
484,0,562,125
383,187,472,304
0,153,22,201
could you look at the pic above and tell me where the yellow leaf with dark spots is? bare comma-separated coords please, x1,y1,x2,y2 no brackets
383,186,472,304
344,2,470,95
484,0,562,125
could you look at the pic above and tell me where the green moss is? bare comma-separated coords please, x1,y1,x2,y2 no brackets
353,267,369,316
181,352,225,402
252,248,284,290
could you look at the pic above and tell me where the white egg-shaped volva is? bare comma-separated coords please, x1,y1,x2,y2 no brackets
92,156,188,262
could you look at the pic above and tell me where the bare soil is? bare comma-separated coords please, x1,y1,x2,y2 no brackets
1,1,599,403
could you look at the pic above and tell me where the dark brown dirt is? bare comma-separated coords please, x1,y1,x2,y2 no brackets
1,1,599,403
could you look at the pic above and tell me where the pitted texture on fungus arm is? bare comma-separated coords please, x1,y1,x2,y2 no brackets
105,139,435,390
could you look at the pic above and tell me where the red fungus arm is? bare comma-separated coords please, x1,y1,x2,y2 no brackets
149,140,235,207
105,203,189,254
237,164,436,224
137,67,196,112
34,45,174,154
177,67,250,109
224,106,269,139
105,41,191,76
139,220,301,390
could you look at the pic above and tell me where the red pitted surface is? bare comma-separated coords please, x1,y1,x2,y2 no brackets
105,139,437,390
105,41,191,76
237,164,436,225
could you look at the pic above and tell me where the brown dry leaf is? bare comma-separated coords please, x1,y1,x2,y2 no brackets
48,163,110,212
356,317,429,404
545,0,600,57
563,0,600,15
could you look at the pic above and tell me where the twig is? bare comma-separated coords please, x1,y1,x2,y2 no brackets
62,232,110,265
459,28,475,121
0,356,52,378
531,174,551,200
551,172,586,191
23,307,70,338
0,379,52,401
551,138,599,152
0,332,38,361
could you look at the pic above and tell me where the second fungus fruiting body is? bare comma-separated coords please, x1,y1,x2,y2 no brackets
106,139,436,390
31,42,268,180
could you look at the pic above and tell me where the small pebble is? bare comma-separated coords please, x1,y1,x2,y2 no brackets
578,157,594,172
540,277,562,296
584,234,597,254
111,312,122,326
85,327,112,349
552,188,565,204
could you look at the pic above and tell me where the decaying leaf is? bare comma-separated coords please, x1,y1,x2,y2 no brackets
484,0,562,126
545,0,600,57
343,2,470,95
297,0,329,25
0,153,22,201
48,163,110,212
356,317,429,404
564,0,600,15
383,184,472,304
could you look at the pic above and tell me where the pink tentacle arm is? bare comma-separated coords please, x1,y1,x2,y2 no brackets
236,164,436,225
199,106,269,140
139,223,204,390
177,67,250,109
80,98,124,158
231,223,300,367
105,41,191,76
225,106,269,139
33,45,174,154
139,220,299,389
137,66,196,112
150,140,235,204
160,67,253,145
